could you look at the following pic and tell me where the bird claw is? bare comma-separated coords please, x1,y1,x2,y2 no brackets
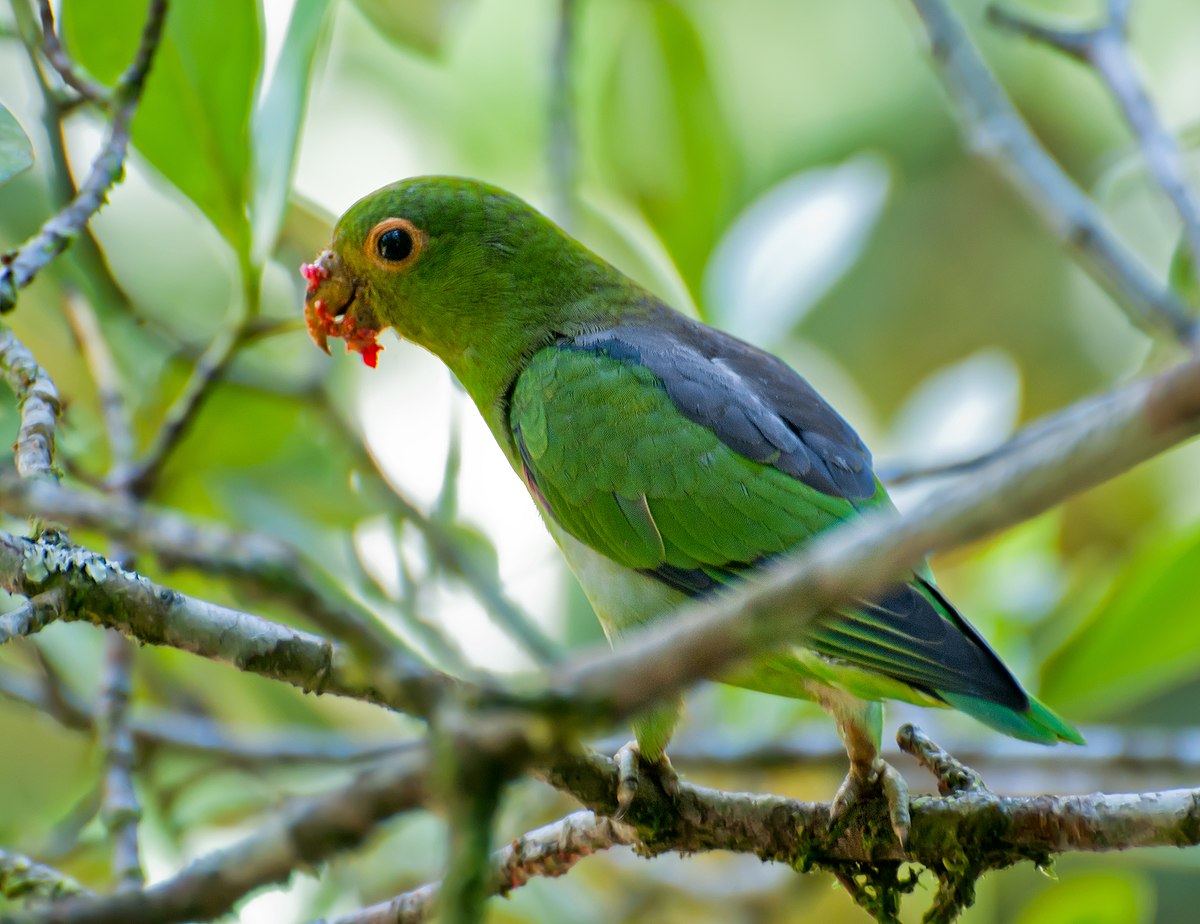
830,758,910,848
614,741,679,819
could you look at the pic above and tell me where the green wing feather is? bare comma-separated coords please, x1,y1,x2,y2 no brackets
511,344,1082,745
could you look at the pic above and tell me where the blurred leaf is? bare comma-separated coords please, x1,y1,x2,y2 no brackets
252,0,332,262
1015,869,1153,924
1040,521,1200,719
439,521,500,587
598,0,738,301
1168,235,1200,308
63,0,261,263
348,0,461,56
705,158,890,345
0,104,34,186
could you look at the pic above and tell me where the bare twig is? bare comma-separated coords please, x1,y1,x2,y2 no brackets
0,0,168,313
906,0,1197,343
4,749,433,924
36,0,109,103
97,636,144,890
547,0,579,229
897,724,988,796
0,588,63,644
988,1,1200,272
0,326,61,480
115,322,249,496
319,811,637,924
0,667,415,765
322,399,561,664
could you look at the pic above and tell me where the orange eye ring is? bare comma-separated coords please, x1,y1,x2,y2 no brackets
365,217,426,271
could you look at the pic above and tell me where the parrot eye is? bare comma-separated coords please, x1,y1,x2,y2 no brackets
366,218,424,270
378,227,412,261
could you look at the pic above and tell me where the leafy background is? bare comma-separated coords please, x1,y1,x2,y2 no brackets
1,0,1199,921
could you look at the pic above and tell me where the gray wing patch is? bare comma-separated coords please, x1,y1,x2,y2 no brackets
565,322,875,499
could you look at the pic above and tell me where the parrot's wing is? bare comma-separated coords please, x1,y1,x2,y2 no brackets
509,324,1028,710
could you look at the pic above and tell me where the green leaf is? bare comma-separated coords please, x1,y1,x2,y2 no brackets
0,104,34,186
63,0,261,264
1169,234,1200,308
1040,520,1200,719
252,0,332,262
598,0,739,304
348,0,460,56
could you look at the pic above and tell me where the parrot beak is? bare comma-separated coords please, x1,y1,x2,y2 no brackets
300,250,385,368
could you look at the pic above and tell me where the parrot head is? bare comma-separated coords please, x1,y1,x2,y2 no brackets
301,175,626,383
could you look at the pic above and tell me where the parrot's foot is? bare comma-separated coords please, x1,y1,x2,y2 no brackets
614,741,679,819
830,758,910,847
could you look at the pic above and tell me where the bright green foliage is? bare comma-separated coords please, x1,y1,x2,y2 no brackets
63,0,261,264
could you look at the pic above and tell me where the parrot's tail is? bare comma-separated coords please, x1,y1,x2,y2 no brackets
939,691,1085,745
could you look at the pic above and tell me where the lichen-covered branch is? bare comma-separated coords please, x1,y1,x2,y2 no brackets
0,0,168,313
988,1,1200,272
0,529,455,719
320,811,637,924
0,327,61,480
0,474,420,666
0,848,90,906
905,0,1197,343
540,745,1200,866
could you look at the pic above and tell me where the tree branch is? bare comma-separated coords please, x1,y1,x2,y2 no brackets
3,749,433,924
0,327,61,480
987,1,1200,273
0,848,91,906
318,811,637,924
0,0,168,313
35,0,109,104
0,529,456,719
905,0,1197,343
0,474,428,668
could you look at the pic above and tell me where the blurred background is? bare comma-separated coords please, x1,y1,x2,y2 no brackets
1,0,1199,920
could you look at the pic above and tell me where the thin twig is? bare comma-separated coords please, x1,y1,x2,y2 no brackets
3,749,434,924
322,399,561,664
0,667,416,765
115,323,247,496
0,326,61,480
907,0,1198,343
66,288,147,890
547,0,579,229
0,0,168,313
897,724,989,796
36,0,109,103
0,588,63,644
319,811,637,924
988,1,1200,273
97,635,144,890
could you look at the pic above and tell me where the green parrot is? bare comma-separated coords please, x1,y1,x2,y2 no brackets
301,176,1083,841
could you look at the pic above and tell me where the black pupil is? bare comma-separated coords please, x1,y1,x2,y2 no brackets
378,227,413,262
